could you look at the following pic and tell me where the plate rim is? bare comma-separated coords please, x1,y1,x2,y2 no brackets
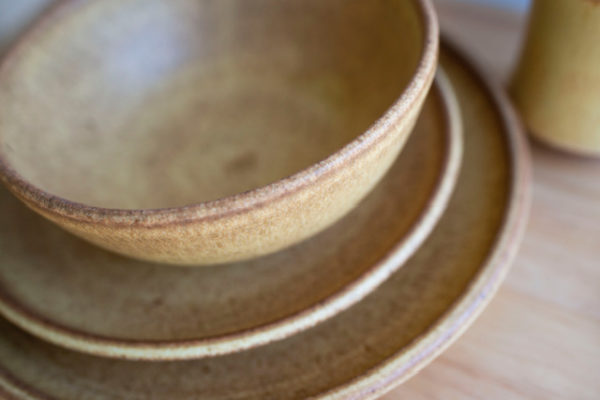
318,38,532,400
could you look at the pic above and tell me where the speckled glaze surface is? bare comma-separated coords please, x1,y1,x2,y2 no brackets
0,43,531,399
0,0,439,265
0,75,463,361
512,0,600,157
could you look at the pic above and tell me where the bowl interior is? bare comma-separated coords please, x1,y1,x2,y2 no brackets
0,0,424,209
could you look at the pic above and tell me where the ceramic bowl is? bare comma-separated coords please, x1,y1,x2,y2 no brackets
0,0,438,265
0,72,463,360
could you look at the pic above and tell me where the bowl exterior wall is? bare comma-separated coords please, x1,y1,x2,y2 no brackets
14,83,431,265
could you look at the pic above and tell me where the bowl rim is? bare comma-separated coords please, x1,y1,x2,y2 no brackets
0,0,439,228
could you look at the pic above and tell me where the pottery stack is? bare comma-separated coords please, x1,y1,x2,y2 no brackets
0,0,532,398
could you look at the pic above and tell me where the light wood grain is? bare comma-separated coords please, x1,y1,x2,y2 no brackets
386,2,600,399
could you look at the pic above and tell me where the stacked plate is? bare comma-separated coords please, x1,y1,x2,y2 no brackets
0,0,530,398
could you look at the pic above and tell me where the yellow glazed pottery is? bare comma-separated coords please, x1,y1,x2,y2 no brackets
512,0,600,156
0,0,439,265
0,75,463,360
0,43,532,399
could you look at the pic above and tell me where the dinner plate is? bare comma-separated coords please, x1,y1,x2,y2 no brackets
0,43,529,399
0,74,461,359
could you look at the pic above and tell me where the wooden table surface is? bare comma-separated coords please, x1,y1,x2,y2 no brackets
386,2,600,399
0,1,598,399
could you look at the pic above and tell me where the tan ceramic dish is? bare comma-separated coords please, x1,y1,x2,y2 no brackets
0,0,439,266
0,43,530,399
0,74,462,360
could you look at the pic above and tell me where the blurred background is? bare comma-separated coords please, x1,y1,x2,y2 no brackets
465,0,529,11
1,0,532,54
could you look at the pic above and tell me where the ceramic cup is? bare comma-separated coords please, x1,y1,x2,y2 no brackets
512,0,600,157
0,0,439,265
